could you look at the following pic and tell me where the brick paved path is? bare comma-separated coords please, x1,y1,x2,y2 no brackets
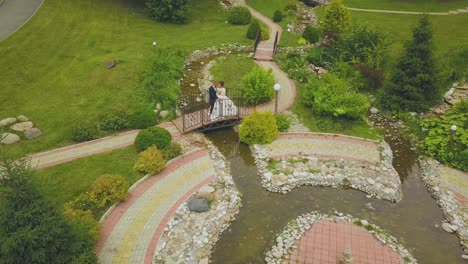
96,148,215,264
0,0,44,41
284,220,401,264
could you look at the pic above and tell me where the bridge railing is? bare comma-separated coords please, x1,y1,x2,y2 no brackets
253,30,262,55
273,31,279,54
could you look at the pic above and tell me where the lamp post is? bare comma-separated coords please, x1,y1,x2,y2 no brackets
274,83,281,114
152,41,157,51
287,24,292,45
450,125,457,144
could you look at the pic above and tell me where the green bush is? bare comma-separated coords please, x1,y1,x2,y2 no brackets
71,120,98,142
63,208,100,241
134,127,172,152
297,37,307,45
241,65,275,105
275,114,291,132
129,106,157,129
145,0,189,24
306,47,336,67
240,111,279,145
303,73,369,119
420,101,468,171
134,146,167,175
88,174,129,209
247,19,261,40
228,6,251,25
98,110,130,131
261,25,270,40
163,142,182,160
302,25,320,44
273,10,283,22
331,62,366,91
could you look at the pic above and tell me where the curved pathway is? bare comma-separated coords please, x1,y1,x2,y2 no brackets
97,148,216,264
0,0,44,41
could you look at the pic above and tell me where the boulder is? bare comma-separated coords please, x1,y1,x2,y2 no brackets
195,192,214,201
0,133,20,145
370,107,379,114
0,117,17,127
199,185,215,193
441,222,455,233
159,110,169,119
24,128,43,139
10,121,34,131
188,198,209,212
17,115,29,122
272,174,288,186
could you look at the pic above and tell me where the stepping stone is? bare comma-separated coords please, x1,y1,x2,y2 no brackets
10,121,33,131
17,115,29,122
0,117,17,127
188,198,209,212
0,133,20,144
24,127,43,139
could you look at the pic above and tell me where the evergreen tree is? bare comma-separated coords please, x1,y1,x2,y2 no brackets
146,0,190,24
247,19,261,40
381,15,440,112
323,0,351,40
0,150,97,264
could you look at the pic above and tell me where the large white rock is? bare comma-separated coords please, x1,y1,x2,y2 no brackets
17,115,29,122
159,110,169,119
10,121,34,131
199,185,215,193
24,128,42,139
370,107,379,114
0,133,20,144
0,117,17,127
441,222,455,233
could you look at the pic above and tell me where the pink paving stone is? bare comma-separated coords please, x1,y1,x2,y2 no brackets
283,220,401,264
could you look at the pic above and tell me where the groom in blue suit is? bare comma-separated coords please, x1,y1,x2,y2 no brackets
209,83,218,114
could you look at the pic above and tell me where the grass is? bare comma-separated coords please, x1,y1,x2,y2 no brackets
343,0,468,12
211,54,256,90
33,146,140,207
0,0,251,158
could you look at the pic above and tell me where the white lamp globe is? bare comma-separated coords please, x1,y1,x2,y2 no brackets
451,125,458,132
152,41,157,46
274,83,281,91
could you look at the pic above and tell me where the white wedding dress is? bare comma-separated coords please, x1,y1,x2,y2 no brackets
209,88,238,120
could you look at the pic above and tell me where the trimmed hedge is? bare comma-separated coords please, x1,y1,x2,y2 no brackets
239,111,279,145
71,120,98,142
247,19,261,40
134,126,172,152
134,146,167,175
163,142,182,160
273,10,283,22
228,6,251,25
302,25,320,44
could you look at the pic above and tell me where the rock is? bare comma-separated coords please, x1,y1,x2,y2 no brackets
444,87,456,98
17,115,29,122
0,133,20,144
0,117,17,127
442,222,455,233
24,128,42,139
199,257,209,264
272,174,288,186
199,185,215,193
365,203,375,211
10,121,34,131
196,192,214,201
409,112,417,117
367,178,375,185
462,254,468,260
361,220,369,226
159,110,169,119
370,107,379,114
156,103,162,110
188,198,209,212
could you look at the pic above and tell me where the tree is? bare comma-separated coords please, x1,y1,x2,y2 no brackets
323,0,351,40
146,0,190,24
247,19,261,40
241,65,275,105
381,16,440,112
0,150,97,263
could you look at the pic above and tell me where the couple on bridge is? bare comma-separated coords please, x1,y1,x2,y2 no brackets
208,81,238,120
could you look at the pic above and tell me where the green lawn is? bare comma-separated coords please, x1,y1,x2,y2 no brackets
33,146,140,207
211,54,256,90
343,0,468,12
0,0,250,158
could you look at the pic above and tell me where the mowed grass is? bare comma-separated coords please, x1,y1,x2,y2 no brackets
33,146,140,207
211,54,256,90
0,0,250,158
343,0,468,12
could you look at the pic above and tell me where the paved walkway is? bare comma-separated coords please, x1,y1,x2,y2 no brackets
246,5,282,61
96,148,216,264
0,0,44,41
348,7,468,15
284,220,401,264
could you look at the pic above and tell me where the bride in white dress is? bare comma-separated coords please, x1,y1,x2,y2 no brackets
209,82,238,120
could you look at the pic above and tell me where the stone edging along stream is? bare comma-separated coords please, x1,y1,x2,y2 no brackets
153,138,242,263
265,211,417,264
419,159,468,257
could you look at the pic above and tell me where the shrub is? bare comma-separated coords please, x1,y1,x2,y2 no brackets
323,0,351,39
145,0,189,24
134,146,167,174
129,106,157,129
306,47,336,67
297,37,307,45
275,114,291,132
354,63,384,90
64,192,96,212
241,65,275,105
134,126,172,152
98,110,130,131
88,174,129,209
228,6,251,25
163,142,182,160
71,120,98,142
240,111,279,145
273,10,283,22
302,25,320,44
261,25,270,40
331,62,366,91
63,208,100,241
247,19,261,40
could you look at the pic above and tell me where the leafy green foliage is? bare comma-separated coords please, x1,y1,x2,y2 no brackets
303,73,370,119
98,110,130,131
273,10,283,22
163,142,182,160
247,19,261,40
330,62,366,91
274,52,311,83
145,0,190,24
261,25,270,40
441,46,468,82
297,37,307,45
241,65,275,105
134,146,167,175
0,152,97,263
63,208,100,241
306,47,336,67
323,0,351,39
381,16,440,112
71,120,99,142
420,101,468,171
302,25,320,44
134,127,172,152
275,114,291,132
129,105,157,129
228,6,252,25
239,111,279,145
